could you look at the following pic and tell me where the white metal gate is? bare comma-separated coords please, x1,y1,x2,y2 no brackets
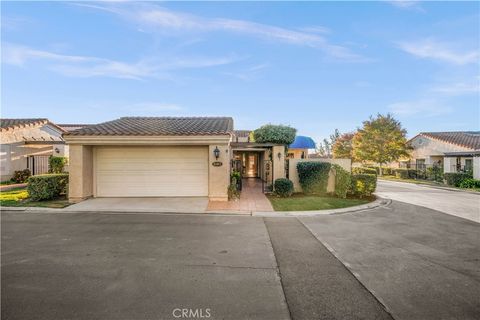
27,155,50,175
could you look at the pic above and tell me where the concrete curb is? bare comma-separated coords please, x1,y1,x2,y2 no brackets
252,198,390,217
1,198,389,217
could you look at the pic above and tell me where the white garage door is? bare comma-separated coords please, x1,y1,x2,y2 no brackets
95,146,208,197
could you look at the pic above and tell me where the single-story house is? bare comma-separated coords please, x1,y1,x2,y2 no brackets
63,117,288,202
405,131,480,179
0,118,68,181
287,135,316,159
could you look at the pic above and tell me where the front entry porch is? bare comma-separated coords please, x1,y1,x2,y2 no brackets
207,178,274,212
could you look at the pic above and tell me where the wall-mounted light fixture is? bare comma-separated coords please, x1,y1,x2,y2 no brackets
55,147,60,154
277,152,282,160
213,146,220,160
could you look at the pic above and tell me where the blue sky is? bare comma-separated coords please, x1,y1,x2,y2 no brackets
2,1,479,142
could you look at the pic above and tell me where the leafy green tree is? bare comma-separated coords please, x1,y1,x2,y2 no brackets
253,124,297,145
352,114,409,175
333,132,355,159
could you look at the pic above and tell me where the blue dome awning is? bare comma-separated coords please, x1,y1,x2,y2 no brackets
289,136,316,149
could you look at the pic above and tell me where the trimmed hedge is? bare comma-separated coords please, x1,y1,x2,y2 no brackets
274,178,294,197
444,172,472,187
381,167,395,176
297,162,331,194
332,165,351,198
12,169,31,183
459,178,480,189
27,173,68,201
350,174,377,198
352,167,377,175
49,156,68,173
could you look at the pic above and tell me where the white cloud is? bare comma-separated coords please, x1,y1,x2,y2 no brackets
2,43,241,80
397,39,479,65
388,99,453,117
75,3,364,61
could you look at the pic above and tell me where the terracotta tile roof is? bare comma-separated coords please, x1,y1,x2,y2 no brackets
0,118,49,131
64,117,234,136
419,131,480,150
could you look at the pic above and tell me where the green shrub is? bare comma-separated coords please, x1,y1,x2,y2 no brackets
27,173,68,201
274,178,294,197
350,174,377,198
48,156,68,173
253,124,297,145
381,167,395,176
352,167,377,175
394,168,417,179
426,166,443,182
12,169,31,183
444,172,472,187
459,178,480,189
332,164,351,198
297,162,331,194
365,166,380,174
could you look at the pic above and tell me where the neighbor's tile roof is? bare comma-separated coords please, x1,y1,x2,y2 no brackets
419,131,480,150
0,118,49,131
64,117,234,136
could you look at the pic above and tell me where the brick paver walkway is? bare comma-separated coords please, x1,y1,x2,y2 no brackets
207,178,274,212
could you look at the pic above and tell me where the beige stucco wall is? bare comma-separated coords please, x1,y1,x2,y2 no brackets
0,124,67,181
68,145,93,202
410,135,471,165
208,144,230,201
289,158,352,193
287,148,308,159
272,146,286,181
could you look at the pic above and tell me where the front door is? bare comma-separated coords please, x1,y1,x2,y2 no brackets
245,153,258,177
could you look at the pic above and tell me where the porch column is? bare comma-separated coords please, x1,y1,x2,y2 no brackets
473,157,480,179
443,157,455,174
272,145,286,181
68,145,93,202
208,144,229,201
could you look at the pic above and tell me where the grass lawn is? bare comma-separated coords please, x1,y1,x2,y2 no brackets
0,187,70,208
379,176,480,192
267,194,371,211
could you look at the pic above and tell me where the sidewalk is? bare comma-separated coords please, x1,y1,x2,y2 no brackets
207,178,274,213
0,183,27,192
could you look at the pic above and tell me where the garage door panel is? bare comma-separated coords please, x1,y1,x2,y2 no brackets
95,146,208,197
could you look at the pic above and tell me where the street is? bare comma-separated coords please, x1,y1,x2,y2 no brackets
2,198,480,320
376,179,480,222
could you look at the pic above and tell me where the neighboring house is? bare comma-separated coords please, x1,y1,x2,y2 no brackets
0,118,67,181
64,117,288,202
287,135,316,159
406,131,480,179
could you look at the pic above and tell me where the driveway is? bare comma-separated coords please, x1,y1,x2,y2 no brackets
376,179,480,223
65,197,209,213
1,211,289,320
